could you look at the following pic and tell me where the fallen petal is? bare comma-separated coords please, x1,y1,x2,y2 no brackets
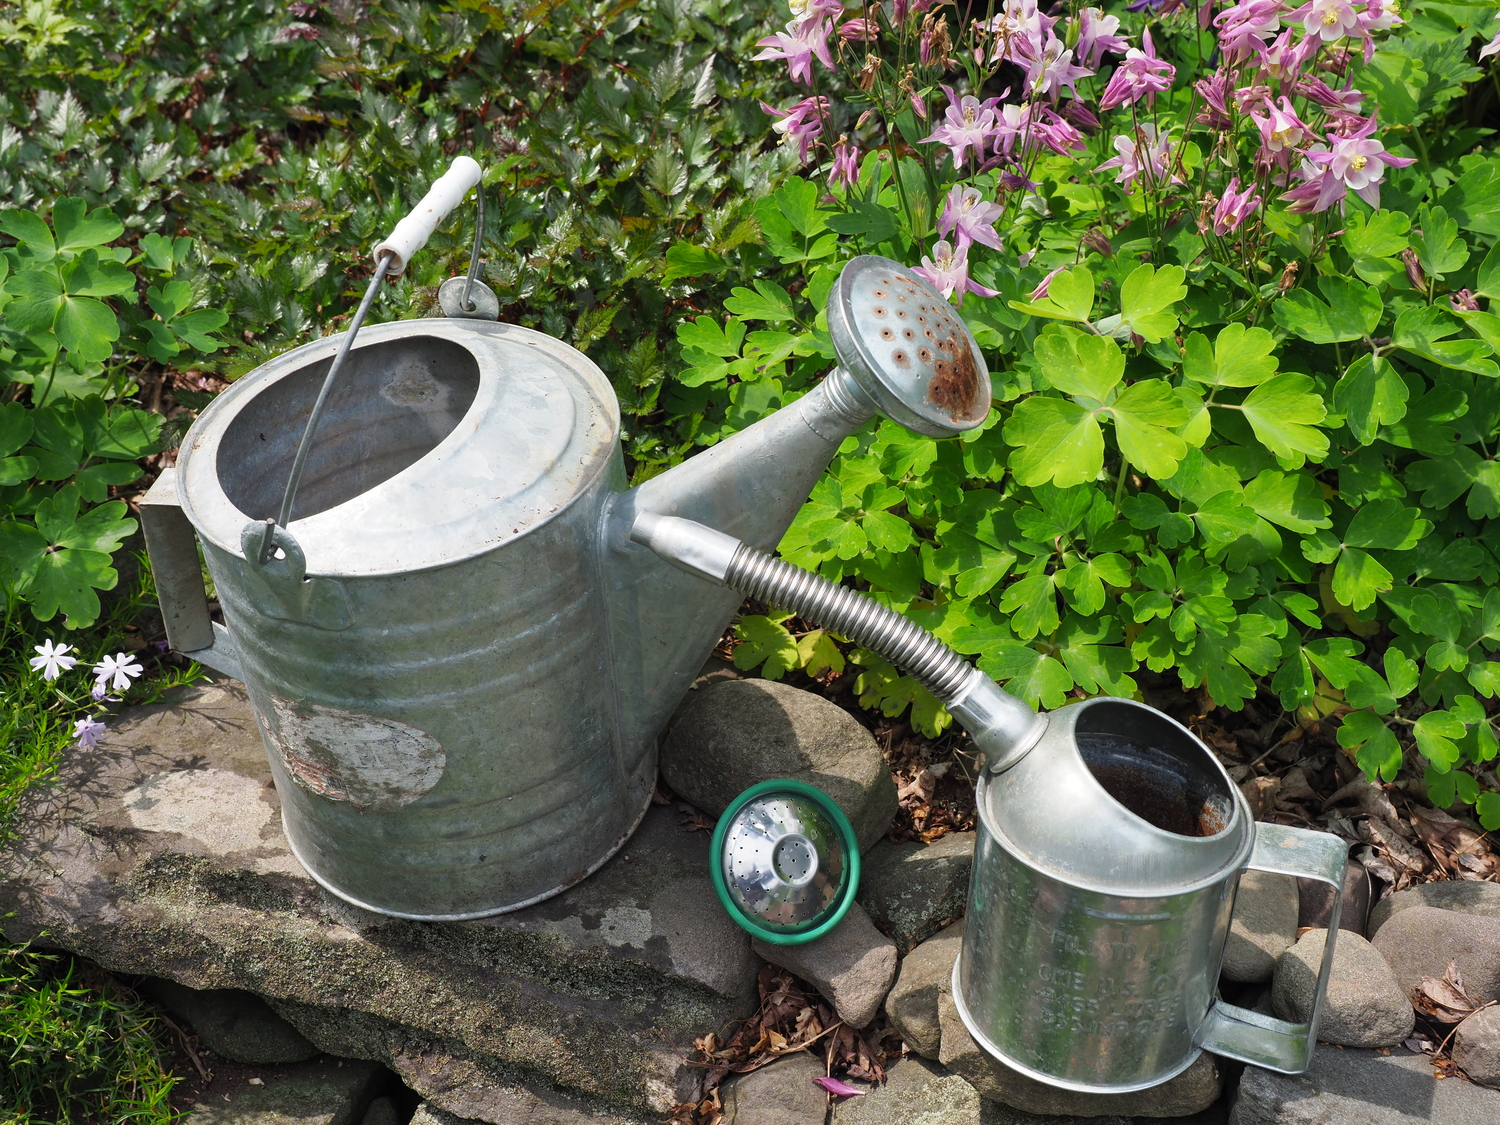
812,1076,866,1097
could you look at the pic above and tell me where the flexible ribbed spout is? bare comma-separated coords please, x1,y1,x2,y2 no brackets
630,511,1047,770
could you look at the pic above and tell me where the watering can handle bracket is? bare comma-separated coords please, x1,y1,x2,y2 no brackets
140,473,246,682
1193,822,1349,1074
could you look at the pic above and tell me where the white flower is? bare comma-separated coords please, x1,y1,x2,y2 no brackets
30,639,78,681
73,715,107,749
92,652,144,693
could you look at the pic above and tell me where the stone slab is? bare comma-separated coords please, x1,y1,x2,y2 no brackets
186,1058,382,1125
1228,1045,1500,1123
143,977,318,1064
0,684,757,1120
1367,881,1500,936
719,1053,828,1125
858,833,974,955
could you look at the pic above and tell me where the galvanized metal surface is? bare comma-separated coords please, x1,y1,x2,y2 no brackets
721,790,848,930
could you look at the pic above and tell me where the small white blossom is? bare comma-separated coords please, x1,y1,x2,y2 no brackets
92,652,144,693
30,639,78,681
73,716,106,749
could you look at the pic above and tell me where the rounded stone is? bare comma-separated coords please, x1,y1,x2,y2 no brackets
1221,870,1300,983
1370,906,1500,1003
830,1055,979,1124
1271,929,1414,1048
720,1052,829,1125
1297,857,1369,936
663,679,898,852
1455,1003,1500,1088
1367,880,1500,936
886,919,966,1060
753,902,898,1029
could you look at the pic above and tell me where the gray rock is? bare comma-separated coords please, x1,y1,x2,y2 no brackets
1297,858,1369,936
936,991,1221,1117
1271,930,1413,1048
754,902,898,1029
0,684,755,1121
1368,881,1500,936
360,1099,401,1125
1221,871,1300,984
143,977,318,1064
1455,1003,1500,1087
663,679,898,852
720,1053,828,1125
886,920,965,1059
186,1058,382,1125
831,1055,979,1124
1370,905,1500,1002
858,833,974,954
1229,1044,1500,1123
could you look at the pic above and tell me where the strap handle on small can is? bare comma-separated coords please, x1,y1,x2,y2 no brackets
1192,822,1349,1074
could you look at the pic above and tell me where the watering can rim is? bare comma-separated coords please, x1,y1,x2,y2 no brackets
978,695,1256,897
176,316,621,579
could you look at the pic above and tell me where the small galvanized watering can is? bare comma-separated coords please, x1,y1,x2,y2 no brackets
142,160,989,920
634,378,1348,1086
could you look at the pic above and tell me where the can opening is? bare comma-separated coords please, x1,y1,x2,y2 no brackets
217,335,480,523
1075,701,1233,838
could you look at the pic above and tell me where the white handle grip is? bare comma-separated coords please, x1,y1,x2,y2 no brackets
372,156,483,276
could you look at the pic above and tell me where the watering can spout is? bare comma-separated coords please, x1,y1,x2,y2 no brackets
603,255,993,769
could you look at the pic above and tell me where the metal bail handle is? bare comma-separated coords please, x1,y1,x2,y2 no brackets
242,157,484,568
1193,822,1350,1073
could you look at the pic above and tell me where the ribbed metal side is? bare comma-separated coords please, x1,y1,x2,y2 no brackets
725,544,973,701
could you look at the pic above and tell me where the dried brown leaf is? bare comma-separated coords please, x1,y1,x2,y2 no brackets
1413,961,1480,1024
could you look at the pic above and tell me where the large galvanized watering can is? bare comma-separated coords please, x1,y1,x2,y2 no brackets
142,160,990,920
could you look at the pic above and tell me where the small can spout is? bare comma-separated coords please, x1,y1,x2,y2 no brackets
632,511,1046,771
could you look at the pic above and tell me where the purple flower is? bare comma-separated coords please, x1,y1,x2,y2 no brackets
1029,266,1066,299
1359,0,1403,34
754,17,836,86
812,1076,867,1097
1213,177,1263,235
1095,123,1180,192
937,185,1004,252
762,97,829,163
983,0,1055,68
1293,0,1361,43
829,139,860,190
1027,39,1092,103
1061,99,1100,132
1075,7,1131,69
1307,114,1415,207
1214,0,1283,64
840,18,878,41
1283,148,1346,213
1034,109,1087,154
1097,30,1175,111
1251,96,1313,165
1259,28,1318,80
74,715,107,749
921,86,1000,168
1295,76,1365,112
990,101,1039,160
912,240,998,306
1452,289,1482,313
1194,70,1234,130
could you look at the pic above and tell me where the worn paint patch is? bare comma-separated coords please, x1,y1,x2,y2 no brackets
122,769,273,854
258,697,444,809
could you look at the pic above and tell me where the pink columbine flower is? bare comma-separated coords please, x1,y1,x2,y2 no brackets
30,639,78,681
989,101,1038,160
1029,266,1065,299
1295,76,1364,111
1452,289,1482,313
1214,0,1283,64
761,97,829,163
1234,83,1274,113
1095,123,1180,191
92,652,144,693
829,139,860,190
984,0,1055,68
912,240,998,306
753,17,836,86
1027,39,1092,103
1213,177,1263,235
937,185,1004,252
1283,147,1346,213
1097,30,1175,111
910,89,928,120
1481,30,1500,61
1195,70,1234,129
1295,0,1361,43
1061,99,1100,131
1075,7,1131,69
1260,28,1319,81
922,87,1000,167
1034,109,1087,154
1306,114,1416,207
1252,96,1314,159
839,18,878,41
1359,0,1403,33
74,715,107,749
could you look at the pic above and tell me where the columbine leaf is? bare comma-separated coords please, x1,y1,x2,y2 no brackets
54,295,119,362
1109,379,1189,477
1117,263,1187,343
1034,326,1123,401
1411,204,1470,278
51,197,124,254
998,570,1060,640
1271,276,1382,343
0,208,56,260
0,400,34,457
1241,470,1332,533
1008,266,1094,322
796,630,845,678
1392,305,1497,376
170,308,229,352
1344,498,1431,550
723,280,794,322
1338,710,1403,782
732,615,799,679
64,250,134,297
1177,614,1279,709
1003,397,1103,488
1414,709,1466,769
1406,445,1500,519
1333,353,1408,445
1332,547,1393,612
979,644,1073,709
677,316,745,357
1238,373,1329,466
1343,210,1411,285
662,242,728,282
1181,323,1278,388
